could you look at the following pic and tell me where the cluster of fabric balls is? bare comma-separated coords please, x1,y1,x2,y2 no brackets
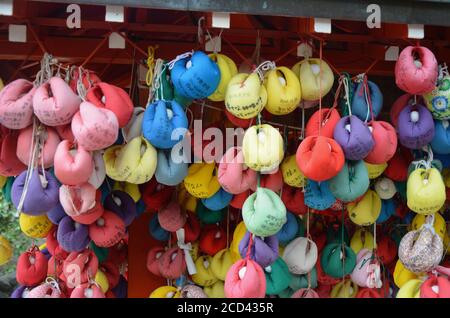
146,46,450,299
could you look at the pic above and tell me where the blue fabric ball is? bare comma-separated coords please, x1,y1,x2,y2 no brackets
170,51,220,99
142,99,188,149
304,180,335,211
351,80,383,121
377,199,396,223
148,213,170,241
155,149,188,186
201,188,232,211
277,211,299,246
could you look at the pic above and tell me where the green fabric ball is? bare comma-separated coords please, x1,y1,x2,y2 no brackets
296,216,305,237
328,160,369,202
326,223,350,245
320,243,356,278
90,242,109,263
278,286,295,298
155,61,174,101
395,181,407,202
339,73,354,117
242,187,287,237
2,177,14,203
289,266,318,290
265,257,292,295
196,201,226,224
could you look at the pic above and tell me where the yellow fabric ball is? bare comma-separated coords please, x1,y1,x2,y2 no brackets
184,163,220,199
177,183,198,212
407,167,446,215
113,181,141,202
204,280,225,298
264,67,301,115
225,73,267,119
191,256,218,287
347,190,381,226
350,228,374,254
104,136,157,184
95,269,109,293
330,280,358,298
19,213,52,238
0,235,13,266
292,58,334,101
393,259,420,288
242,124,284,172
208,53,238,102
396,279,422,298
281,155,306,187
364,161,387,179
411,212,447,240
211,249,234,281
149,286,180,298
230,221,246,262
0,176,7,188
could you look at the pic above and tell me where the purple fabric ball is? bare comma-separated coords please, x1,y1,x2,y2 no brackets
103,190,136,227
47,202,67,225
111,275,128,298
11,285,29,298
11,169,59,215
239,231,279,268
398,104,435,149
57,216,90,252
333,115,374,160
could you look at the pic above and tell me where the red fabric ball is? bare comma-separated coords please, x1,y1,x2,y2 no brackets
88,210,126,248
146,246,165,277
86,82,133,128
62,249,98,287
230,190,252,209
224,109,254,128
281,184,307,216
16,247,48,286
384,146,413,182
305,108,341,138
199,224,227,256
296,136,345,181
171,210,201,244
99,261,120,289
141,178,174,211
377,235,398,265
158,247,186,279
46,227,69,260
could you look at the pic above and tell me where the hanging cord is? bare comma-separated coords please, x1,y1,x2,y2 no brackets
226,207,230,249
167,51,194,70
253,60,276,82
245,234,255,261
318,40,324,136
412,145,434,171
145,46,157,86
76,66,93,101
300,106,306,140
45,276,62,294
355,73,375,123
342,75,352,116
341,207,346,283
148,58,165,105
16,119,46,215
306,208,312,290
205,28,224,54
439,63,449,80
197,17,205,47
34,53,55,86
321,72,344,125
